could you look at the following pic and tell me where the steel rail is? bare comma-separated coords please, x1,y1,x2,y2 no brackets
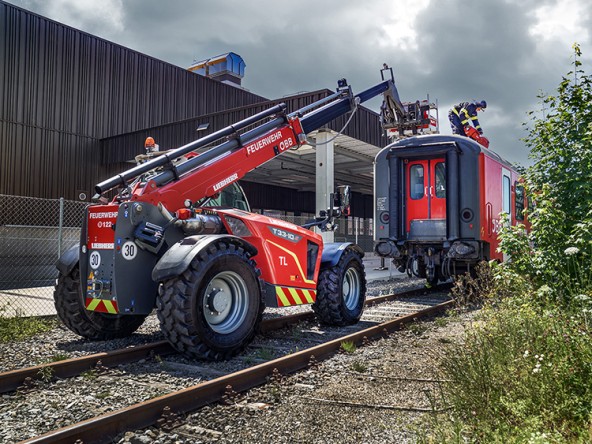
21,297,453,444
2,284,450,394
1,311,317,394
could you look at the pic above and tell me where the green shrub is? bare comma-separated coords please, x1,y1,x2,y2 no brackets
439,302,592,442
422,45,592,442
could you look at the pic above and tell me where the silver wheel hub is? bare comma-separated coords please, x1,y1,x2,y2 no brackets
203,271,249,334
343,266,361,311
206,288,230,315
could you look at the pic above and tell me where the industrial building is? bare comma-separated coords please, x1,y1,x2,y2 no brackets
0,0,389,222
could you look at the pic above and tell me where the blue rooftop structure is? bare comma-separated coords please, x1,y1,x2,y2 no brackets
188,52,246,86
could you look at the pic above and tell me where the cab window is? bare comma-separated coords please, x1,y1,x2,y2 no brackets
503,175,511,215
207,183,250,211
409,165,424,200
435,162,446,198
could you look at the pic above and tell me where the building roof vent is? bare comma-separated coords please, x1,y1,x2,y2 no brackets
188,52,245,86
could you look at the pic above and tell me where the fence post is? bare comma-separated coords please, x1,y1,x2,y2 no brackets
58,197,64,259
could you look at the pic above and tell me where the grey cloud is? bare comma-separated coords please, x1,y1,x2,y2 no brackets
7,0,592,166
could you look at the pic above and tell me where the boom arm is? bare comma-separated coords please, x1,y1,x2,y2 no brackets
94,68,410,212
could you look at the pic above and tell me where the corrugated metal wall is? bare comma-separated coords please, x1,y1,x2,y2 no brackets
0,0,383,218
0,1,265,200
241,181,373,218
99,91,385,164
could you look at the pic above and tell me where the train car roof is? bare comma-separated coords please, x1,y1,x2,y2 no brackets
384,134,517,172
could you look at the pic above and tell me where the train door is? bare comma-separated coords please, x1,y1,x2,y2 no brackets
406,158,446,232
407,161,429,229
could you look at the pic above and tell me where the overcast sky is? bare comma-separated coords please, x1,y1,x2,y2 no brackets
7,0,592,166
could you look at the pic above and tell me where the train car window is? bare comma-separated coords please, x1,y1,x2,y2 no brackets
435,162,446,198
515,182,525,221
503,175,511,215
410,165,425,200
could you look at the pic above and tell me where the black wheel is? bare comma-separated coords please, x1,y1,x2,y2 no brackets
313,248,366,326
156,240,263,361
426,266,439,287
54,265,147,340
417,259,439,286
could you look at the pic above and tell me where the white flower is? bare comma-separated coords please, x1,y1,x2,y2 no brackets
523,350,529,358
536,285,552,297
565,246,580,256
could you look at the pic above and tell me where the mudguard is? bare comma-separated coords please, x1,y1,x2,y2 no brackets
320,242,365,268
152,234,258,282
56,244,80,276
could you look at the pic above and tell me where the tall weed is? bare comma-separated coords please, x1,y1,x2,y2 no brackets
434,300,592,442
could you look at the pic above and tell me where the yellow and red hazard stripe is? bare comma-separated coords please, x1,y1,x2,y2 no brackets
275,286,316,307
85,298,119,314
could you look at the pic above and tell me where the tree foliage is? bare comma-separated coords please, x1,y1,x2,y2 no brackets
508,43,592,298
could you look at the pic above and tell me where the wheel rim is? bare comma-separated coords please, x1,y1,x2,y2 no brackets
342,266,361,311
202,271,249,334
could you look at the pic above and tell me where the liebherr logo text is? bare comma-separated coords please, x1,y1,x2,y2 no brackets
245,131,294,156
89,212,118,219
213,173,239,192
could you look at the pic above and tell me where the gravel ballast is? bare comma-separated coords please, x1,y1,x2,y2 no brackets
0,276,474,443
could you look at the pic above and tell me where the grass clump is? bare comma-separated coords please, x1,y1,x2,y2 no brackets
351,361,368,373
37,366,55,383
0,307,56,343
340,340,356,354
81,369,98,380
407,321,429,336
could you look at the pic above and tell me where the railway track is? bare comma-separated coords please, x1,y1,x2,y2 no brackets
4,285,453,443
0,284,450,394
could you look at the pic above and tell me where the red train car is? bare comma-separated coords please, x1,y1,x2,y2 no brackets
373,134,527,284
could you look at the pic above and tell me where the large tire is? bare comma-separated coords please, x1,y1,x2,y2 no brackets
156,240,263,361
54,265,147,340
313,248,366,326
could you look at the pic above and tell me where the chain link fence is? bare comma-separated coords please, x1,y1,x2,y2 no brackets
0,197,376,318
0,195,88,317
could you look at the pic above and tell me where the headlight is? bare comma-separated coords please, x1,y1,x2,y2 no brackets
224,216,252,237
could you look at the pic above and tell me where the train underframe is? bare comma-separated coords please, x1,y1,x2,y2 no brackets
380,239,489,285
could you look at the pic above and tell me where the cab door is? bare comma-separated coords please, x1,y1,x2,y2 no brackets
405,158,446,232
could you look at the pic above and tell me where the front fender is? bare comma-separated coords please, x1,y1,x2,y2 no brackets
56,244,79,276
152,235,258,282
320,242,364,269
